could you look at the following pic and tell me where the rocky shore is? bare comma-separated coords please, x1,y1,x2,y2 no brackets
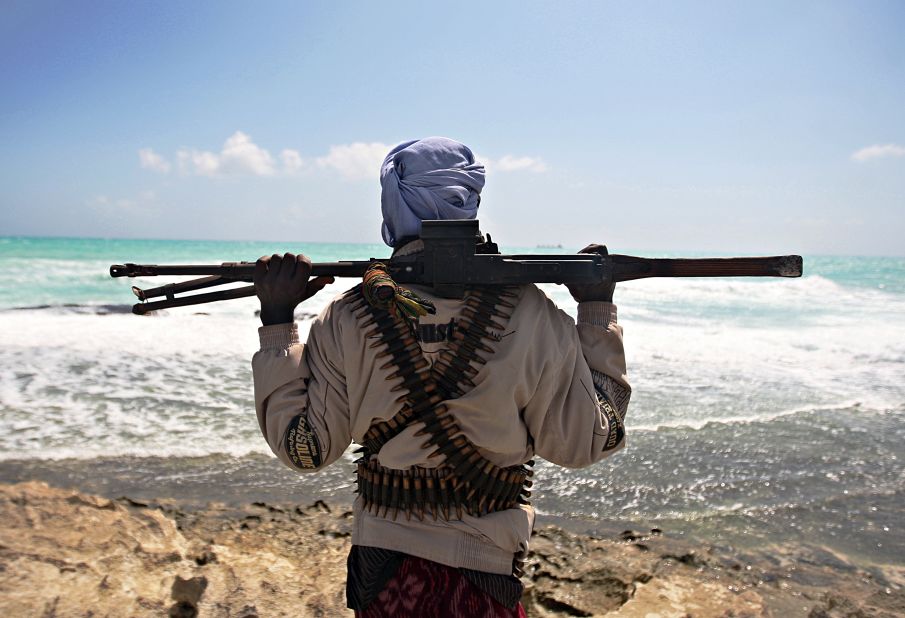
1,482,902,617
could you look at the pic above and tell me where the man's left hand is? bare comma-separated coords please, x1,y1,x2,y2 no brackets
566,244,616,303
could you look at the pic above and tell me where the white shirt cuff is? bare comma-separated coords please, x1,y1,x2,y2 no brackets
577,302,617,326
258,323,299,351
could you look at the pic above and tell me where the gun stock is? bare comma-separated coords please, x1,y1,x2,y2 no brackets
611,254,803,281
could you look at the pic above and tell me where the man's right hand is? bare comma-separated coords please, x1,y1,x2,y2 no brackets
254,253,334,326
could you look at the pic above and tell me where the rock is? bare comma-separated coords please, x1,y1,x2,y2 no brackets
0,482,898,617
171,574,207,604
808,593,872,618
0,482,351,617
193,549,217,566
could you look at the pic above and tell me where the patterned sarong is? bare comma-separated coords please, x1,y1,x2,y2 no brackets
354,554,527,618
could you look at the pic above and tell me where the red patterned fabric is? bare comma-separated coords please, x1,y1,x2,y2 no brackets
355,555,527,618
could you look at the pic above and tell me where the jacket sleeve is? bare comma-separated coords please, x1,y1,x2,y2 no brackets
523,298,631,468
251,305,351,473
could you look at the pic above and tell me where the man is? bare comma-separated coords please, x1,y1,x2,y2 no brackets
252,137,630,617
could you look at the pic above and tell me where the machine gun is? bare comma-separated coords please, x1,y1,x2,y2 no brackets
110,219,803,315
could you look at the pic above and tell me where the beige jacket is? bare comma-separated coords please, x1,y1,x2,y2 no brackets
252,274,630,574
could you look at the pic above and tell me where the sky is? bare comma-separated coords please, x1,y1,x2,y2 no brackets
1,0,903,255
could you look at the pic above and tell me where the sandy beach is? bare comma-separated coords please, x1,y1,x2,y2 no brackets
1,480,903,618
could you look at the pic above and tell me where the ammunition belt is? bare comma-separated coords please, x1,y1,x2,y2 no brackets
344,284,535,520
356,458,533,522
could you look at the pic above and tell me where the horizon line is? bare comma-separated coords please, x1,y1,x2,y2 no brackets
0,234,901,260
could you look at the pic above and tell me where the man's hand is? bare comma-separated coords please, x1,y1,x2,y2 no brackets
566,244,616,303
254,253,334,326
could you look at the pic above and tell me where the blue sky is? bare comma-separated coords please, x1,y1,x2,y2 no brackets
1,1,903,254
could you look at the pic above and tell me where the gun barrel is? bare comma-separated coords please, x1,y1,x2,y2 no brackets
110,261,369,280
611,255,803,281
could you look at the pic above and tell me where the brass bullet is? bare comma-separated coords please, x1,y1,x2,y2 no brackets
425,476,438,521
382,356,429,372
434,358,479,378
390,474,401,521
487,470,512,512
461,306,506,327
438,476,450,520
402,475,412,521
376,345,422,361
448,332,495,354
390,374,435,393
466,461,497,502
380,470,391,518
457,451,487,488
413,415,457,437
412,474,423,521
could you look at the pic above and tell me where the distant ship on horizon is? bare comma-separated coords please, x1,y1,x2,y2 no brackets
536,243,563,249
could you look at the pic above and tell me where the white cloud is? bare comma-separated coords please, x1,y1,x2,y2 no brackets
316,142,391,180
219,131,276,175
174,131,276,177
141,133,548,180
477,153,548,174
138,148,171,173
492,155,548,173
851,143,905,162
281,149,305,174
177,148,220,176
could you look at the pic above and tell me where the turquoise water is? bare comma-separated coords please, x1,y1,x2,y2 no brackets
0,236,387,309
1,236,904,567
3,235,902,309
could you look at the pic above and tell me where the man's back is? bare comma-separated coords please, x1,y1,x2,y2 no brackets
252,272,629,573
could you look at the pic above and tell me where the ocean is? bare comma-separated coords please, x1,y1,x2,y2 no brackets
1,237,903,570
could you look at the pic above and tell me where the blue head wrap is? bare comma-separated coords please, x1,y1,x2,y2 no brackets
380,137,485,247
